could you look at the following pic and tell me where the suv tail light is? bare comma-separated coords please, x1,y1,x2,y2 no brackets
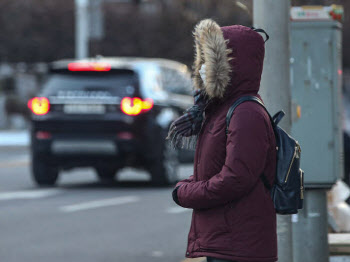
28,97,50,115
121,97,154,116
36,131,52,140
68,62,111,72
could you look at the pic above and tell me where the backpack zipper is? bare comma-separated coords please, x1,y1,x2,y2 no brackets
300,169,304,199
284,143,301,183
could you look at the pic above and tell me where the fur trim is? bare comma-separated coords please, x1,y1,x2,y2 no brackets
192,19,232,99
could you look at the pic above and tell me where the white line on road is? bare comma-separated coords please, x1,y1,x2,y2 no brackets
151,251,164,258
0,156,30,168
60,196,140,213
166,206,192,214
0,189,63,201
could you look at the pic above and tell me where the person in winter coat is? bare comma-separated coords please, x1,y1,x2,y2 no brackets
168,19,277,262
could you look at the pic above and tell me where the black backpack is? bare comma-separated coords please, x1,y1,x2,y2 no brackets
226,96,304,215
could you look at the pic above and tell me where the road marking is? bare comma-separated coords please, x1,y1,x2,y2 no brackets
166,206,192,214
0,160,29,168
182,258,206,262
60,196,140,213
0,189,62,201
151,251,164,257
0,131,29,146
0,155,30,168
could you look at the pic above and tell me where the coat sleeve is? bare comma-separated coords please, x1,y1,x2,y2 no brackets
172,175,194,205
176,108,270,210
175,175,194,188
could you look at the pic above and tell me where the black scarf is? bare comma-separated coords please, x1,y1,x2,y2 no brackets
167,89,209,149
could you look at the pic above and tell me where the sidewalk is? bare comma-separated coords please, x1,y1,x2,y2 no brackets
0,130,29,147
181,234,350,262
183,253,350,262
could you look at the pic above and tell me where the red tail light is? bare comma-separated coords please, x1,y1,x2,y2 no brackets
28,97,50,115
117,132,134,140
36,131,52,140
68,62,111,72
121,97,154,116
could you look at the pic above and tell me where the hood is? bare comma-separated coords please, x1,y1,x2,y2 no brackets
192,19,265,100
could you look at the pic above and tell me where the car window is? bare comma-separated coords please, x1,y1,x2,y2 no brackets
161,68,192,96
41,71,138,98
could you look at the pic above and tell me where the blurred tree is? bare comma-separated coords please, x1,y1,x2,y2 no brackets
90,0,252,66
0,0,349,69
0,0,75,62
0,0,252,66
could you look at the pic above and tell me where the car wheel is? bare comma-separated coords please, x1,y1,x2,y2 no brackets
149,139,179,186
32,155,59,187
95,167,117,182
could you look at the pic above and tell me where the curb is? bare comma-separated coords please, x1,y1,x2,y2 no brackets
182,258,206,262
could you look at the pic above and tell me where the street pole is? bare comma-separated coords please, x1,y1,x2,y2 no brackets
253,1,293,262
75,0,90,59
292,190,329,262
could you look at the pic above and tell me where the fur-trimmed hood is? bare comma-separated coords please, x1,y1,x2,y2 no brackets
192,19,265,100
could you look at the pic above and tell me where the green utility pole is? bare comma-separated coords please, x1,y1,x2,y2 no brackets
75,0,90,58
253,1,293,262
75,0,132,58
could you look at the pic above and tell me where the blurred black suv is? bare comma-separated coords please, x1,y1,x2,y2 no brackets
28,57,193,186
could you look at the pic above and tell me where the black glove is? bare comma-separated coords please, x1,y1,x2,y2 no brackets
172,186,181,205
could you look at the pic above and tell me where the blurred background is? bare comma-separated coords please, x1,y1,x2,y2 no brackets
0,0,350,132
0,1,350,262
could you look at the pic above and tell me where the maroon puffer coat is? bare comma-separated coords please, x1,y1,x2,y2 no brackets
175,20,277,262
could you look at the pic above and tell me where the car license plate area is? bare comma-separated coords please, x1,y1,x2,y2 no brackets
63,104,106,114
51,140,117,155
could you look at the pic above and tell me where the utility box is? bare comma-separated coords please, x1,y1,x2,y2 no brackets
290,20,343,188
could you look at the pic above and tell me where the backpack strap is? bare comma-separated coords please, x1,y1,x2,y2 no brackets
272,111,285,125
226,96,266,135
225,96,273,190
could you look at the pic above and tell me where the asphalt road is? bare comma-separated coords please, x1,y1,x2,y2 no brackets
0,147,199,262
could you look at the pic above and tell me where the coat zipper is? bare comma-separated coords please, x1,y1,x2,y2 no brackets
191,102,212,252
196,102,212,164
284,143,301,183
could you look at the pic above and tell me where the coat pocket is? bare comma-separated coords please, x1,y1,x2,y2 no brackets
195,204,232,250
196,205,229,233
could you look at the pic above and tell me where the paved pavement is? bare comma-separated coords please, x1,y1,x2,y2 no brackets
0,146,197,262
0,135,348,262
